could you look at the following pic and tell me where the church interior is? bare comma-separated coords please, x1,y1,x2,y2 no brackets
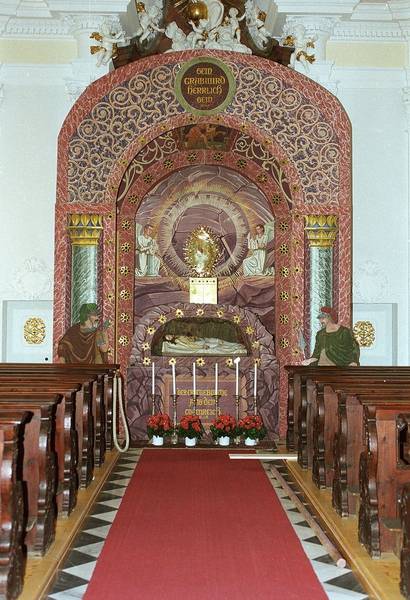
1,0,410,598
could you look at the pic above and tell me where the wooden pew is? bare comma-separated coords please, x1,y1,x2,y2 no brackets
0,412,33,600
0,364,119,458
0,396,63,556
400,482,410,598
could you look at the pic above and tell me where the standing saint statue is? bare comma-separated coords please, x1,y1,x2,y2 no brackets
135,224,161,277
243,222,274,276
58,303,109,363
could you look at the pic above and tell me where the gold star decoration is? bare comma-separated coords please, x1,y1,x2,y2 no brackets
196,357,205,367
142,356,151,366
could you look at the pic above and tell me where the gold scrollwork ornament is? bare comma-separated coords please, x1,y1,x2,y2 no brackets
353,321,376,348
24,317,46,345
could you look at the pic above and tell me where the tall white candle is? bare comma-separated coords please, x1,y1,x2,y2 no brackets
172,362,176,396
151,362,155,396
254,362,257,398
234,357,240,396
215,362,218,396
193,362,196,396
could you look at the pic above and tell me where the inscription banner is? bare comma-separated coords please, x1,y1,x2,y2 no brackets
175,57,236,115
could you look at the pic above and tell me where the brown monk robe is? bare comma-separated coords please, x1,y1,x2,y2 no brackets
58,303,109,364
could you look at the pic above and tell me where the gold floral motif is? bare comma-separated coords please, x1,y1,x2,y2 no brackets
292,348,300,356
107,265,113,273
225,358,233,367
279,314,289,325
187,152,198,163
128,195,138,205
236,159,247,169
294,266,302,275
280,267,290,277
119,289,131,300
280,337,290,349
120,312,130,323
279,222,289,232
280,291,289,301
142,342,150,350
121,242,130,253
169,357,177,365
233,315,241,324
196,308,204,316
158,314,167,324
272,194,282,205
118,335,130,347
254,358,261,366
120,265,130,276
121,220,131,230
23,317,46,345
245,326,255,335
196,357,205,367
143,356,151,365
216,309,224,318
353,321,376,348
256,173,268,183
279,244,289,255
146,326,156,335
143,173,153,183
213,152,223,162
107,292,114,301
175,309,184,318
252,341,260,349
164,159,174,169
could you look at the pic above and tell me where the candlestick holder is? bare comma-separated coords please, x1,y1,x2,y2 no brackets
170,394,178,445
253,394,258,417
191,393,197,416
151,393,161,416
234,394,241,445
213,393,222,445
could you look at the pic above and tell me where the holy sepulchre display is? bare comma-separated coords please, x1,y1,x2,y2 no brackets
54,0,351,446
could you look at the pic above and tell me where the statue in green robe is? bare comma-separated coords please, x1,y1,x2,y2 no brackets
302,306,360,367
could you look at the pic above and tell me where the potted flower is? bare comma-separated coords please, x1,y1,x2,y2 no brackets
210,414,237,446
147,413,172,446
238,415,267,446
178,415,204,447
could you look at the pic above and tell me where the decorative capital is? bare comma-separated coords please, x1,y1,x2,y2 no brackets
68,213,103,246
304,214,338,248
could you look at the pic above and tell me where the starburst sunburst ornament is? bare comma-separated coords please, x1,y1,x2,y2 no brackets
146,326,156,335
233,315,241,324
168,358,177,366
196,357,205,367
143,357,151,366
142,342,150,351
196,308,204,316
158,314,167,324
175,309,184,318
183,226,221,277
245,326,255,335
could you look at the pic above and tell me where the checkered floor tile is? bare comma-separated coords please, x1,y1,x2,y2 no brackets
48,451,369,600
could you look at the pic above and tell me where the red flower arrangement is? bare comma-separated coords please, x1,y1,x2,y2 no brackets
147,413,172,438
210,414,237,440
177,415,205,440
238,415,267,441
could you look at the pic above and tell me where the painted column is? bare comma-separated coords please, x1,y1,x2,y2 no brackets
68,214,103,324
304,215,338,354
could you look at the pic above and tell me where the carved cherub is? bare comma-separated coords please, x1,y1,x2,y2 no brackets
283,23,316,71
135,5,164,44
90,20,127,67
165,22,189,52
227,7,246,43
244,0,271,48
188,18,208,49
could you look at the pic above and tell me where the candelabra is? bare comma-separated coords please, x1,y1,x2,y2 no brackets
170,394,178,445
151,393,161,416
191,393,197,416
234,394,241,445
213,393,222,445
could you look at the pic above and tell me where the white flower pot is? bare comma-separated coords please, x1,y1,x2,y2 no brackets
152,435,164,446
185,437,197,447
218,436,230,446
244,437,257,446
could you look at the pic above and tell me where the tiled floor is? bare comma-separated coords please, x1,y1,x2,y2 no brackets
47,451,369,600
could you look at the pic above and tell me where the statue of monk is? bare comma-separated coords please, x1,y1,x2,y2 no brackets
57,303,109,364
302,306,360,367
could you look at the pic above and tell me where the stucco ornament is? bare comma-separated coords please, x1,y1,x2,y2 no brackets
90,19,128,68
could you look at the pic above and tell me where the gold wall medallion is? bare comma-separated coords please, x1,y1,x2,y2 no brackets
184,226,221,277
353,320,376,348
24,317,46,345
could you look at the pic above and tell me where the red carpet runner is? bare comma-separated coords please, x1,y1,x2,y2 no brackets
84,450,327,599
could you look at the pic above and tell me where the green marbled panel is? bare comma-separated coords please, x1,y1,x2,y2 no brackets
71,245,98,324
309,247,333,354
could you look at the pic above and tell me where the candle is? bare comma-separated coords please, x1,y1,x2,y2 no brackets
172,362,176,396
215,362,218,396
151,362,155,396
254,362,257,398
234,357,240,396
193,362,196,396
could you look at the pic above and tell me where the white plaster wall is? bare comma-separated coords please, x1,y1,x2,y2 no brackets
0,65,72,360
334,69,409,363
